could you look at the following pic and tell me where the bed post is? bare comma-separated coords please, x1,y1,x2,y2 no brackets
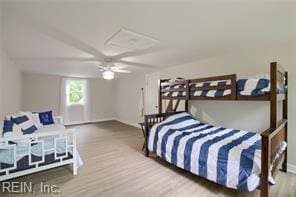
144,115,149,157
261,135,270,197
158,80,162,114
282,71,288,172
270,62,277,128
73,131,78,175
261,62,278,197
185,80,189,112
230,74,237,100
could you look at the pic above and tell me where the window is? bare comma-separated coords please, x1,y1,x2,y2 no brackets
61,78,91,124
66,79,86,106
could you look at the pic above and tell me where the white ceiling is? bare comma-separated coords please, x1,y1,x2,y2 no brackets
1,1,295,78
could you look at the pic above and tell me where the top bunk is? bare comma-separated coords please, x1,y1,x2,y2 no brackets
160,62,287,101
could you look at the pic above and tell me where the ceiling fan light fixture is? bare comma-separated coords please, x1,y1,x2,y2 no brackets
102,70,115,80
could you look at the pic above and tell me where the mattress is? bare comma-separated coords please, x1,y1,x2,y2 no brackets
148,112,268,191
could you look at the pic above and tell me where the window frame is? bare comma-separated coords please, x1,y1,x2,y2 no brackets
66,79,86,107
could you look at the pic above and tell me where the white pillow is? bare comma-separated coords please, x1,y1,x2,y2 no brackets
24,112,42,128
12,112,27,118
11,112,38,133
4,115,11,121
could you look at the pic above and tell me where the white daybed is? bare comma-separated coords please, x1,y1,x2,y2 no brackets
0,113,82,181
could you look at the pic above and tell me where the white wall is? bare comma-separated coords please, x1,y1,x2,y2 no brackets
90,79,116,121
22,73,116,123
0,49,22,122
22,73,61,115
115,74,145,127
0,6,22,126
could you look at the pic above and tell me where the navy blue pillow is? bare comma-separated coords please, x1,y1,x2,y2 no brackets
3,119,14,134
13,115,30,124
22,125,38,135
39,111,55,125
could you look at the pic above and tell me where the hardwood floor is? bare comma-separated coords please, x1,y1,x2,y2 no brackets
1,121,295,197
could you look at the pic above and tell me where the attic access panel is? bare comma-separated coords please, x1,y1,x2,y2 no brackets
105,28,158,51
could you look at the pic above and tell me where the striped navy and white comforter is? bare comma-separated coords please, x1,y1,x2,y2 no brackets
161,80,232,98
237,78,271,96
161,78,286,98
148,112,263,191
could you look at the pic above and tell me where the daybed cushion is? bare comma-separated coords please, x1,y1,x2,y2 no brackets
36,123,66,133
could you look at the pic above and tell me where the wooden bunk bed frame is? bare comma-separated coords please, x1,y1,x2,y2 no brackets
144,62,288,197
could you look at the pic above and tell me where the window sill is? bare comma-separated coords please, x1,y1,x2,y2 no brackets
67,104,85,107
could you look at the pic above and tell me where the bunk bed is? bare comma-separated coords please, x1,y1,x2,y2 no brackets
144,62,288,197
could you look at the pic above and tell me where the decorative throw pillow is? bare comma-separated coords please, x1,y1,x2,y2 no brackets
3,116,23,137
38,111,55,125
3,119,14,136
25,112,42,128
5,114,21,133
12,113,38,135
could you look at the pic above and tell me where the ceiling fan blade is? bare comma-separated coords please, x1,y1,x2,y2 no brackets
116,60,157,69
110,46,158,60
112,63,127,69
111,68,131,73
12,57,103,63
22,15,107,60
97,65,106,70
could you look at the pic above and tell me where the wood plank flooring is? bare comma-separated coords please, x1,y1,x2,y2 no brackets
1,121,295,197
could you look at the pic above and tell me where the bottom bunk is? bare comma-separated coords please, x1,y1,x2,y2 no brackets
145,112,287,196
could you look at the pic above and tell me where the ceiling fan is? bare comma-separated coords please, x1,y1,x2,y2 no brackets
97,58,131,80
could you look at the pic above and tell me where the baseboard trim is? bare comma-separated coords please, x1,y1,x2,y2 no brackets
64,118,142,128
90,118,116,123
65,118,115,126
114,118,141,129
287,163,296,174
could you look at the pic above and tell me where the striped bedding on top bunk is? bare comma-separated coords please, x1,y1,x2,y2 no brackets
237,78,285,96
148,112,263,191
161,80,231,97
190,80,231,97
161,78,285,98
